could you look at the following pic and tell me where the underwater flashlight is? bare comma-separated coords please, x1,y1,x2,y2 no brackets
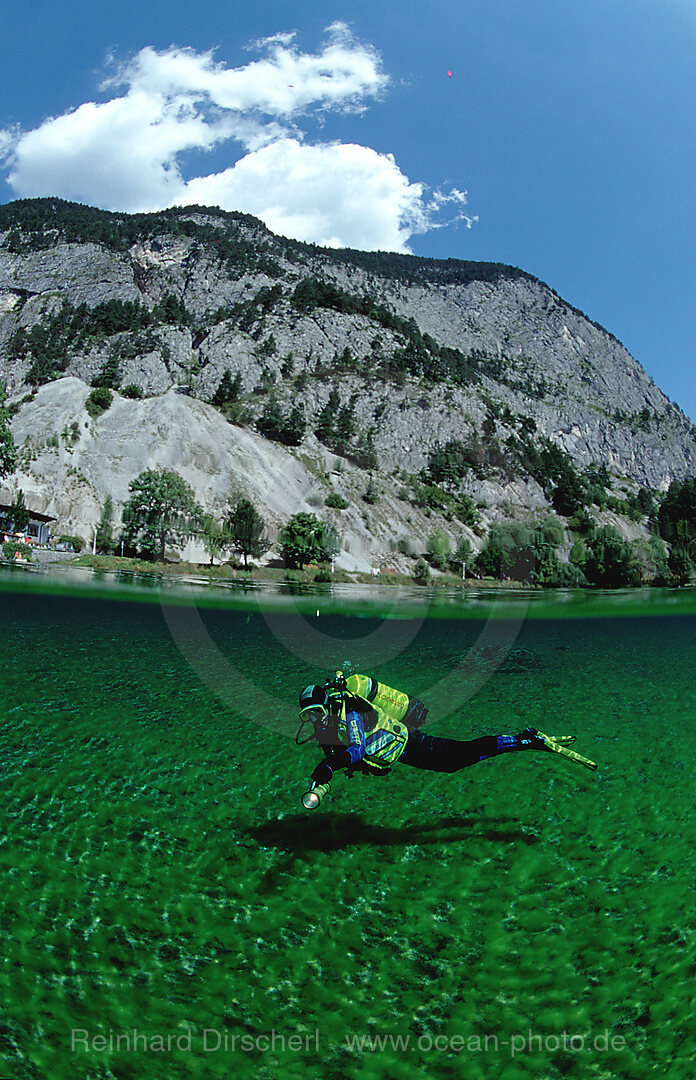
301,782,331,810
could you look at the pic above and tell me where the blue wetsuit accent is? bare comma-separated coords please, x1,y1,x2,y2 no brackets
495,735,519,753
313,710,367,779
343,710,366,765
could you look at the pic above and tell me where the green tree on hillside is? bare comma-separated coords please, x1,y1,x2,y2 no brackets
658,478,696,544
96,494,116,554
451,536,473,577
6,490,29,533
278,512,339,570
583,526,642,587
86,386,113,418
212,370,243,407
92,355,122,390
314,388,341,444
426,530,451,570
227,497,271,569
256,396,306,446
551,467,587,516
0,382,16,479
122,469,202,561
200,515,234,566
668,538,696,585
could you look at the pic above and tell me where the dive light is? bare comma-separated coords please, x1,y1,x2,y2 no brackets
301,782,331,810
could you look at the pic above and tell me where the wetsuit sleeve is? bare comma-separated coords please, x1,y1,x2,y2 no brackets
311,711,366,782
343,710,366,764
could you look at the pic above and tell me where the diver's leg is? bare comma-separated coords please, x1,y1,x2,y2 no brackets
400,728,536,773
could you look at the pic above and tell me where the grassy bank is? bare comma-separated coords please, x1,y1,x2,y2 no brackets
45,553,530,590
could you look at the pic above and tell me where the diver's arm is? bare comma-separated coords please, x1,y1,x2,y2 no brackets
311,710,366,783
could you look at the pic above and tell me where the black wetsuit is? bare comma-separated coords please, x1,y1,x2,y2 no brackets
400,729,523,773
313,706,527,781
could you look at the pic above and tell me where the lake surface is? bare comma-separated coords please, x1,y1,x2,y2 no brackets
1,568,695,1079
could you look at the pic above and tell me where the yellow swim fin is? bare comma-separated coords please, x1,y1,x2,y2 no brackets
535,728,598,771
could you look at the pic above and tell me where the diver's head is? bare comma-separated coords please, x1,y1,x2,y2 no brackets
299,684,328,716
296,684,329,743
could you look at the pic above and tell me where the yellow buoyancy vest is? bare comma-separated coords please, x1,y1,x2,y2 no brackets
344,674,411,724
334,674,410,770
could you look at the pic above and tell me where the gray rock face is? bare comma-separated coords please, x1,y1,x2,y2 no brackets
8,377,468,570
0,243,141,306
1,202,694,565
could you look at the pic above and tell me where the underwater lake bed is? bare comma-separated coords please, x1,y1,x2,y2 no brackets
1,571,695,1079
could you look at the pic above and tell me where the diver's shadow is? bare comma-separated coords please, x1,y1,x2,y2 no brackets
249,814,539,892
250,812,538,855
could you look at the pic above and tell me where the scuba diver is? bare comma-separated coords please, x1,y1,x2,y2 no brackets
297,671,597,809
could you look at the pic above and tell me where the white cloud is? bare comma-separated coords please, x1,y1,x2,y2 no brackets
0,28,472,252
181,138,428,251
7,91,217,212
0,128,17,163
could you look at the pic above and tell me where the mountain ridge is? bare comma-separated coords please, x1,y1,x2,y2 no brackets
0,198,694,568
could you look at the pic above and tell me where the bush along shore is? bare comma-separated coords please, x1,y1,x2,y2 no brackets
22,553,528,590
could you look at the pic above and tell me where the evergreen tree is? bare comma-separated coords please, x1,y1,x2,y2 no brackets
314,388,341,444
86,387,113,417
583,526,642,587
452,536,473,576
551,467,588,516
227,497,271,569
455,493,477,527
412,557,431,585
333,398,357,452
256,396,286,442
668,540,696,585
156,293,191,325
92,356,122,390
427,530,451,570
0,383,16,479
212,370,243,407
96,494,115,554
348,427,378,470
284,404,307,446
257,397,306,446
362,475,380,504
658,479,696,544
200,515,233,566
7,490,29,533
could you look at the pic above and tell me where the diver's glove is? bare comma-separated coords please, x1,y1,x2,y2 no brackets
311,761,334,785
516,727,547,750
515,727,597,771
516,727,577,750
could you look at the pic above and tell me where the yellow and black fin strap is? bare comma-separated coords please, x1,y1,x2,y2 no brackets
537,730,598,772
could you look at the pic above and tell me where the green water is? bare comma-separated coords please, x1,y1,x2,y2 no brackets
1,573,695,1079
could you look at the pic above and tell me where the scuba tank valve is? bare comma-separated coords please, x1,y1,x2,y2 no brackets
331,670,347,691
301,782,331,810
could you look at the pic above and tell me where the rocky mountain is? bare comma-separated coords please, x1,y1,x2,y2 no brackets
0,198,694,570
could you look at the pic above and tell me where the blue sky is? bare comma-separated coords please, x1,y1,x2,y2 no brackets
1,0,695,421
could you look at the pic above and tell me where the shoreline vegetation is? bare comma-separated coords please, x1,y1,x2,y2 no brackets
3,470,696,591
4,550,695,594
0,551,531,589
